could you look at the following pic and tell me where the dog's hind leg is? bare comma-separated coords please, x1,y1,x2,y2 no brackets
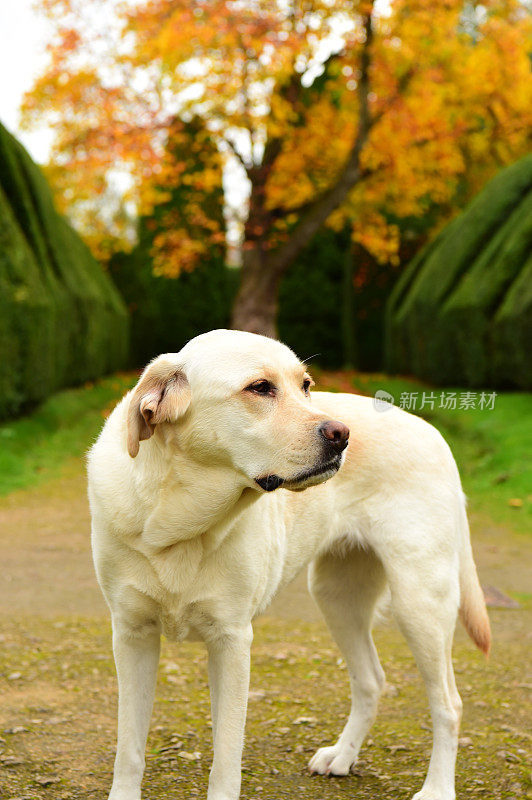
386,552,462,800
308,545,387,776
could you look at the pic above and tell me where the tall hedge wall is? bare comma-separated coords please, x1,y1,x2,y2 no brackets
386,156,532,388
0,122,128,418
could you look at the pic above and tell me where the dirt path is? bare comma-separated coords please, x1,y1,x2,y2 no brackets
1,459,531,800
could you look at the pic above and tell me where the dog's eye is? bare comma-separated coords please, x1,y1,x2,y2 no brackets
246,380,276,397
303,378,312,395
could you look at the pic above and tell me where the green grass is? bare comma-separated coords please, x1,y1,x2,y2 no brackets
0,374,136,495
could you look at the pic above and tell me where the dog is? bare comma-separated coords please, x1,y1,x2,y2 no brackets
88,329,490,800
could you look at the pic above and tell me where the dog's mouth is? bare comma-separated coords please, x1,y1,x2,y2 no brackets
255,454,342,493
285,454,343,491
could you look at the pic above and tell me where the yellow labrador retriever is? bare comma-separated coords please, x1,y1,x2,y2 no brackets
88,329,490,800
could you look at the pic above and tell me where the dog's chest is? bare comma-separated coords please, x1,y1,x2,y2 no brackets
140,521,288,640
156,589,243,643
159,606,201,641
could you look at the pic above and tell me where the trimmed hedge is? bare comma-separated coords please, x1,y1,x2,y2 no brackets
0,122,128,419
386,156,532,388
279,231,399,370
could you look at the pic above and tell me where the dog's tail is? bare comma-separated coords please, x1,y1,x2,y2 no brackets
458,495,491,657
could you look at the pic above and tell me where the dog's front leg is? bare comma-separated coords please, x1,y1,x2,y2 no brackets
109,615,161,800
206,625,253,800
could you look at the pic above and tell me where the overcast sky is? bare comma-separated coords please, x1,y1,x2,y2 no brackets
0,0,53,162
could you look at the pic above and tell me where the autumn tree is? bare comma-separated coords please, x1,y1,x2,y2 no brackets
108,116,231,365
23,0,532,336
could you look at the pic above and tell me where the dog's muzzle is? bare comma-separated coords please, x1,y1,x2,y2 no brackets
255,419,349,493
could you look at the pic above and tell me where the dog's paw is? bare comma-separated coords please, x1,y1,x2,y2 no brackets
108,784,141,800
108,794,140,800
412,789,455,800
308,745,355,776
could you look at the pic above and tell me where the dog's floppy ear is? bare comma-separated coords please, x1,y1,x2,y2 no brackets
127,357,191,458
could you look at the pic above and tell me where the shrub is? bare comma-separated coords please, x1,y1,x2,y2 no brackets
0,122,128,419
386,156,532,388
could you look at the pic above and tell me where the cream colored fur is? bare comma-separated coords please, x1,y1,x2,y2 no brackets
88,329,490,800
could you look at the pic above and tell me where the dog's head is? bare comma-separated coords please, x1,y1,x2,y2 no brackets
127,330,349,492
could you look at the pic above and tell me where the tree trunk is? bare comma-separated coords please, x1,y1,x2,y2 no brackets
230,9,376,339
231,247,283,337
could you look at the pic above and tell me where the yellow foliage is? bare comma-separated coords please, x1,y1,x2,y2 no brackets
24,0,532,268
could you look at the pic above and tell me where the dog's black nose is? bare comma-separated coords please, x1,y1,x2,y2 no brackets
319,420,350,453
